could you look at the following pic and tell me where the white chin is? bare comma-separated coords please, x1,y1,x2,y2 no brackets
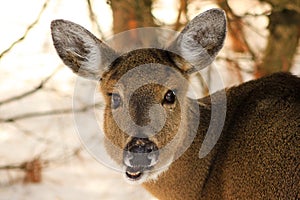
123,162,172,185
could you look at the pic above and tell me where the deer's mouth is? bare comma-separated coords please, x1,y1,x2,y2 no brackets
125,166,145,181
123,137,159,182
124,161,157,182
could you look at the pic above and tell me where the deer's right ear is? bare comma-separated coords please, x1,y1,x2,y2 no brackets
51,20,118,80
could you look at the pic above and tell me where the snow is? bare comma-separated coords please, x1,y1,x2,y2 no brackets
0,151,155,200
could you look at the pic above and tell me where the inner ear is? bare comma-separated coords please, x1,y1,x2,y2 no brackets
168,9,227,73
51,19,119,80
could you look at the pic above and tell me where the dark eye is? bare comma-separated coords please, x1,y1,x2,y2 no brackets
163,90,176,104
110,93,122,109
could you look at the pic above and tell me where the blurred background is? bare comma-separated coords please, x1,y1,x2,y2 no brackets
0,0,299,199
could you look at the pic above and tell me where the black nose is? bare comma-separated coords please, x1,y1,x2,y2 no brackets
123,137,159,168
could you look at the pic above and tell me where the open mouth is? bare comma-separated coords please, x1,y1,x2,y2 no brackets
126,170,143,180
125,166,146,181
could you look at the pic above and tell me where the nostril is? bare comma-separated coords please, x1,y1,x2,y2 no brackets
146,145,154,153
125,137,158,154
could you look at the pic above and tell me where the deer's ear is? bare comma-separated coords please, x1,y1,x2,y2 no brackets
169,9,227,73
51,20,118,80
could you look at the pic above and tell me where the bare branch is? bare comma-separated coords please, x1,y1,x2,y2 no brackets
12,122,59,145
0,147,82,171
217,0,258,62
0,102,102,123
217,56,255,74
243,10,272,17
0,66,61,106
86,0,105,39
174,0,188,31
0,164,26,170
0,0,50,60
42,147,83,168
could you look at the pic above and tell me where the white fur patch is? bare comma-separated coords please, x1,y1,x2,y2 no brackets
123,157,173,185
178,30,213,71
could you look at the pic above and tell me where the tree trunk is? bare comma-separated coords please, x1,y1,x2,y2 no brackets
256,9,300,77
111,0,155,34
256,0,300,77
110,0,156,50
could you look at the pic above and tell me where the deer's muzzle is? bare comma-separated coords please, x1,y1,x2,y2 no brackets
123,137,159,181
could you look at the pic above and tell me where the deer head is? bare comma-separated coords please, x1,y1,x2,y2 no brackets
51,8,226,183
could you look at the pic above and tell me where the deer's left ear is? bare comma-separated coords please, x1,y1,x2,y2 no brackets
51,20,119,80
168,9,227,73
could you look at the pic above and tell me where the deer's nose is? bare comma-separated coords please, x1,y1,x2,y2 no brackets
123,137,159,168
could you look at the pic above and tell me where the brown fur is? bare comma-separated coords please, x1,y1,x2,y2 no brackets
51,9,299,200
144,72,300,199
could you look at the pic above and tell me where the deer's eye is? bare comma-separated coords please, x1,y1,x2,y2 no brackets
163,90,176,104
110,93,122,109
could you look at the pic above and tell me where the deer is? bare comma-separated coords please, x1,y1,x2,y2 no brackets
51,9,300,199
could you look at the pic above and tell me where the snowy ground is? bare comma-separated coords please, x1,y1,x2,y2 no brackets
0,150,156,200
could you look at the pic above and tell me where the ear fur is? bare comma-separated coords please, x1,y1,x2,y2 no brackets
51,20,118,80
169,9,227,73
